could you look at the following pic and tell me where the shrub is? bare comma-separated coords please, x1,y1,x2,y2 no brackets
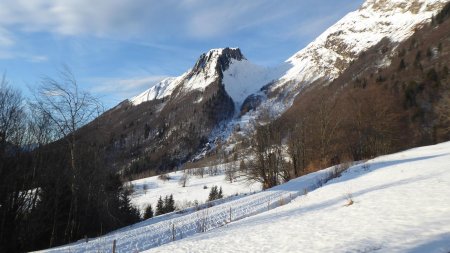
158,173,171,181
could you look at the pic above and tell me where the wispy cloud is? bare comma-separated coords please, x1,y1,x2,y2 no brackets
89,75,168,100
0,50,48,62
0,27,14,47
0,0,363,41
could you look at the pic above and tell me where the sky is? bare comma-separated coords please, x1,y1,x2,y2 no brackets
0,0,363,109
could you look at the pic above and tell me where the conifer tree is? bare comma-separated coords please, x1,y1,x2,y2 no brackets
208,186,217,201
218,187,223,199
144,204,154,219
155,196,164,216
163,195,170,213
167,194,175,212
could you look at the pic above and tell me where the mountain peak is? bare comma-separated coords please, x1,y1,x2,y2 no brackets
193,47,245,74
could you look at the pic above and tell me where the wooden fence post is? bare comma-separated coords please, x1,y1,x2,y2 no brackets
112,239,116,253
172,223,175,241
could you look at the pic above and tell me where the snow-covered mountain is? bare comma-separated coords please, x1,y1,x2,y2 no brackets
267,0,448,106
130,47,277,112
131,0,448,117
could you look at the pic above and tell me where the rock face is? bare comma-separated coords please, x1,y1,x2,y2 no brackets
192,47,245,75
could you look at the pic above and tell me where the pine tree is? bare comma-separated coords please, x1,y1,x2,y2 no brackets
218,187,223,199
144,204,154,219
167,194,175,212
163,195,170,213
208,186,217,201
155,196,164,216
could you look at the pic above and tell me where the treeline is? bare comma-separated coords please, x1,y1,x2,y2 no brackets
0,71,140,252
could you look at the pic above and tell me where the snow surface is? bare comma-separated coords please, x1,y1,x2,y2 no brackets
222,59,282,108
130,167,261,213
36,161,343,252
130,77,177,105
146,142,450,253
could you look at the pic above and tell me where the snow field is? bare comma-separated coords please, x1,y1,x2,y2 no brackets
145,141,450,253
37,162,343,252
130,167,261,213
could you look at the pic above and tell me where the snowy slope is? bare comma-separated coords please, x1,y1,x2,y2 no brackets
146,142,450,253
273,0,449,93
130,167,261,213
36,142,450,253
222,59,282,108
130,77,177,105
36,162,343,252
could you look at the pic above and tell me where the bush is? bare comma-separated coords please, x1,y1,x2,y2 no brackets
158,173,171,181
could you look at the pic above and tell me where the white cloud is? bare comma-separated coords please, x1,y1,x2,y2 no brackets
27,55,48,63
0,50,48,62
0,0,364,41
90,75,168,99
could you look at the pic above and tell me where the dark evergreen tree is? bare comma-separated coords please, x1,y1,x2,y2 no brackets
155,196,164,216
163,195,170,213
144,205,154,219
218,187,223,199
208,186,218,201
167,194,175,212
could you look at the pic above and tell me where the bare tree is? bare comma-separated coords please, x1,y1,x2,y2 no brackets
178,173,190,187
0,74,26,147
436,92,450,136
287,119,308,178
312,93,341,165
31,67,102,239
0,75,29,247
244,121,286,189
33,67,102,172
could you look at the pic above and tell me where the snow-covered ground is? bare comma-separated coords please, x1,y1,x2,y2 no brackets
36,162,341,252
36,141,450,253
146,142,450,253
130,168,261,213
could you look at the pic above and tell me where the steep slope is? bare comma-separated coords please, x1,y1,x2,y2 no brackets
265,0,448,109
145,141,450,253
130,77,177,105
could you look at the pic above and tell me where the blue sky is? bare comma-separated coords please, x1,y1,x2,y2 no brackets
0,0,363,108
